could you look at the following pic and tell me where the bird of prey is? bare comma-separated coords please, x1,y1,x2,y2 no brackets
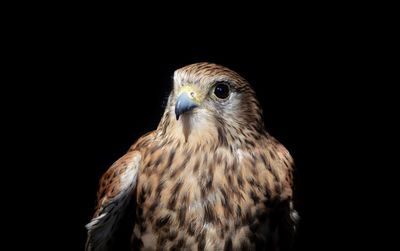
86,62,299,251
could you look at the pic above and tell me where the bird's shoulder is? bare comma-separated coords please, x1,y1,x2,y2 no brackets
128,130,158,151
95,130,157,209
258,135,295,199
86,150,141,251
264,136,294,168
95,150,141,215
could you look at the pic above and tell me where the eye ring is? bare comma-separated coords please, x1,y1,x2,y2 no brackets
213,82,230,100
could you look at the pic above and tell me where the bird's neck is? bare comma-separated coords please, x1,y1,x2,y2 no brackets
156,107,267,151
156,109,218,147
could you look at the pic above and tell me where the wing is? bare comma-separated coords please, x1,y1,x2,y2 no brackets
265,139,300,250
274,200,299,251
86,150,141,251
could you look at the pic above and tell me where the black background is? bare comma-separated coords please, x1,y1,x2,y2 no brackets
6,5,387,250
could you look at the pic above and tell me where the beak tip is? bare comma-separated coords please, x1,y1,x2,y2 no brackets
175,92,197,120
175,105,180,120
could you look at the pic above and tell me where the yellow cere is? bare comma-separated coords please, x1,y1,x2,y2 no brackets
177,85,204,105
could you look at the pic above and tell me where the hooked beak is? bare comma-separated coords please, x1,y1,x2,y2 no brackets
175,92,198,120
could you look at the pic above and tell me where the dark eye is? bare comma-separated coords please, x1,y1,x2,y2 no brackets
213,82,230,99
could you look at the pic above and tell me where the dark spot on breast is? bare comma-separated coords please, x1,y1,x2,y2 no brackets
218,127,228,147
227,174,232,184
206,175,213,190
155,214,171,229
247,177,255,186
224,162,229,172
252,132,261,141
181,192,189,207
169,168,179,179
245,139,255,148
176,155,190,172
260,154,268,166
178,193,189,226
270,151,276,160
171,181,183,194
250,190,260,203
224,238,232,251
138,187,147,204
168,181,183,210
187,220,196,236
204,201,217,223
166,149,176,168
220,186,233,217
215,152,223,164
274,182,282,194
219,227,225,239
220,186,228,205
197,231,206,251
147,183,153,195
237,175,244,188
154,155,163,167
282,159,289,167
247,177,264,192
200,171,213,199
178,206,187,227
148,201,158,214
156,179,165,196
235,204,242,220
170,238,185,251
224,224,229,233
193,158,200,174
168,230,178,241
185,148,193,157
157,234,168,247
231,185,243,201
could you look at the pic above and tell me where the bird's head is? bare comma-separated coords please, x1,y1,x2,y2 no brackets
159,62,265,146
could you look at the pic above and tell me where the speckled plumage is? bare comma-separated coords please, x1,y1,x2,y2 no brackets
86,63,298,251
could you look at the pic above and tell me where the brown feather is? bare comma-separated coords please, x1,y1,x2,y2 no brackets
87,63,298,251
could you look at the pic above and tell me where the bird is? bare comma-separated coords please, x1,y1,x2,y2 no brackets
85,62,299,251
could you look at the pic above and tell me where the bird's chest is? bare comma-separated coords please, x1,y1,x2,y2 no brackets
134,147,272,250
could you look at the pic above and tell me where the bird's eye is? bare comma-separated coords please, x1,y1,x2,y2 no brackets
213,82,230,100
